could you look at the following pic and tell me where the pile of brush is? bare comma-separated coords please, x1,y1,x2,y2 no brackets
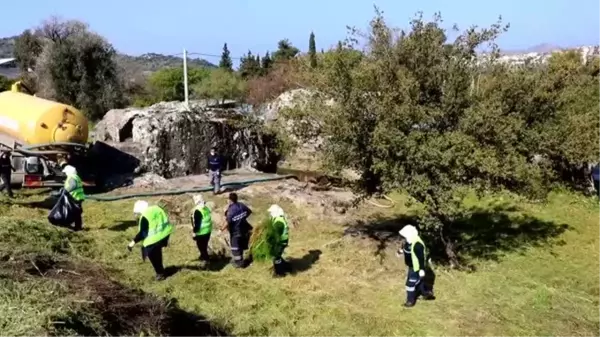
250,217,280,262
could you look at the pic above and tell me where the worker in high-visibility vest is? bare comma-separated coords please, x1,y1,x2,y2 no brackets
397,225,436,307
268,204,289,277
62,165,85,231
191,194,213,265
128,200,173,281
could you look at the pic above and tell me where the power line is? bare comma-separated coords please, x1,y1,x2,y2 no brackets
157,51,248,60
188,52,244,60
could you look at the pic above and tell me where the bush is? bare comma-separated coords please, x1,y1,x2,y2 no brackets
0,75,13,91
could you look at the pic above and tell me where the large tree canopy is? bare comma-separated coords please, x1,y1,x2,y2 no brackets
282,9,599,266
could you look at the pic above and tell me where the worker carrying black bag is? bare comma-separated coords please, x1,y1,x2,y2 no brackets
48,188,82,228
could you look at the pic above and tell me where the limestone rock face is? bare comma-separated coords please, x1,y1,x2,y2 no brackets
93,101,279,178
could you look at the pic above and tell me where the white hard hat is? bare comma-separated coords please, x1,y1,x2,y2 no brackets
267,204,284,218
133,200,149,215
398,225,419,243
62,165,77,176
192,194,205,206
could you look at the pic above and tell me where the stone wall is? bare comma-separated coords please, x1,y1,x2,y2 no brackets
93,101,279,179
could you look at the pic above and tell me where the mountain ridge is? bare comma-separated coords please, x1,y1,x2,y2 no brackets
0,36,216,73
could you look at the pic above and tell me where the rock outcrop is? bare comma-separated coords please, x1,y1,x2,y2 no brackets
93,101,279,179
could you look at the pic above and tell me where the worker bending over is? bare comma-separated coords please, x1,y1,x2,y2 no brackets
398,225,436,307
268,204,290,277
222,192,253,268
128,200,173,281
62,165,85,231
191,194,213,265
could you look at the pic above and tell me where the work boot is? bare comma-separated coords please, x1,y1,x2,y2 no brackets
273,264,286,278
422,292,436,300
155,274,166,281
231,259,243,268
403,301,415,308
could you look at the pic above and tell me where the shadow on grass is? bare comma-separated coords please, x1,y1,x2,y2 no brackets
108,220,138,231
15,196,57,210
219,183,248,194
287,249,322,275
166,253,232,277
344,201,571,266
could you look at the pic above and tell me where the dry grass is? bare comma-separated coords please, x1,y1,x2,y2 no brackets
0,185,598,336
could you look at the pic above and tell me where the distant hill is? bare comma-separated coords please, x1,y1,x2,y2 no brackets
501,43,564,55
116,53,215,74
0,36,216,73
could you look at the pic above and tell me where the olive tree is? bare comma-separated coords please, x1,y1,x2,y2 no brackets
34,18,124,120
284,9,561,266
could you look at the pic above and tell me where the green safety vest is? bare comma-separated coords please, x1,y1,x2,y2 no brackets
64,174,85,202
410,236,428,270
273,216,289,242
193,205,213,236
140,205,173,247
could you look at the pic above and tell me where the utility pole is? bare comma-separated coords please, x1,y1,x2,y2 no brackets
183,48,189,109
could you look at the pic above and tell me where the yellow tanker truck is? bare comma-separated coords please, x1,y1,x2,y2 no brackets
0,90,96,188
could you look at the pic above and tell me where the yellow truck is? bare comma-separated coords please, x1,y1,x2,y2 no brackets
0,90,95,188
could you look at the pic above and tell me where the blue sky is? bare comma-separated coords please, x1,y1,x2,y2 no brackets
1,0,598,65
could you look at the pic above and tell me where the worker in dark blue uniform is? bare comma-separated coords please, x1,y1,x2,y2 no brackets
592,163,599,197
221,192,253,268
397,225,436,307
207,148,222,195
0,149,15,198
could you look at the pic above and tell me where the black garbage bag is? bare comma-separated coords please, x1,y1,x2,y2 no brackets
48,189,82,226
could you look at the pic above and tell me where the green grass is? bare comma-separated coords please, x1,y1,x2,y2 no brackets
0,188,598,336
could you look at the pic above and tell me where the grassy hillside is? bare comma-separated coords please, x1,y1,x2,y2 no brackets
0,185,598,336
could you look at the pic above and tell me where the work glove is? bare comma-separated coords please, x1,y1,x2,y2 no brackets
395,248,403,258
418,269,426,278
127,240,135,252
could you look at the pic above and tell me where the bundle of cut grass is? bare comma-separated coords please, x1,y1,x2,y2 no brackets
250,217,281,262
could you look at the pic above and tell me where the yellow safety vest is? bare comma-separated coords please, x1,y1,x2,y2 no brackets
64,174,85,202
193,205,213,236
140,205,173,247
273,216,289,242
410,236,428,270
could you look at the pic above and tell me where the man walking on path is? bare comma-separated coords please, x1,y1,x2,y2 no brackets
207,148,222,195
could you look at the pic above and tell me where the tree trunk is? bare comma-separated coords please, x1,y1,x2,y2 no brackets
439,224,460,269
